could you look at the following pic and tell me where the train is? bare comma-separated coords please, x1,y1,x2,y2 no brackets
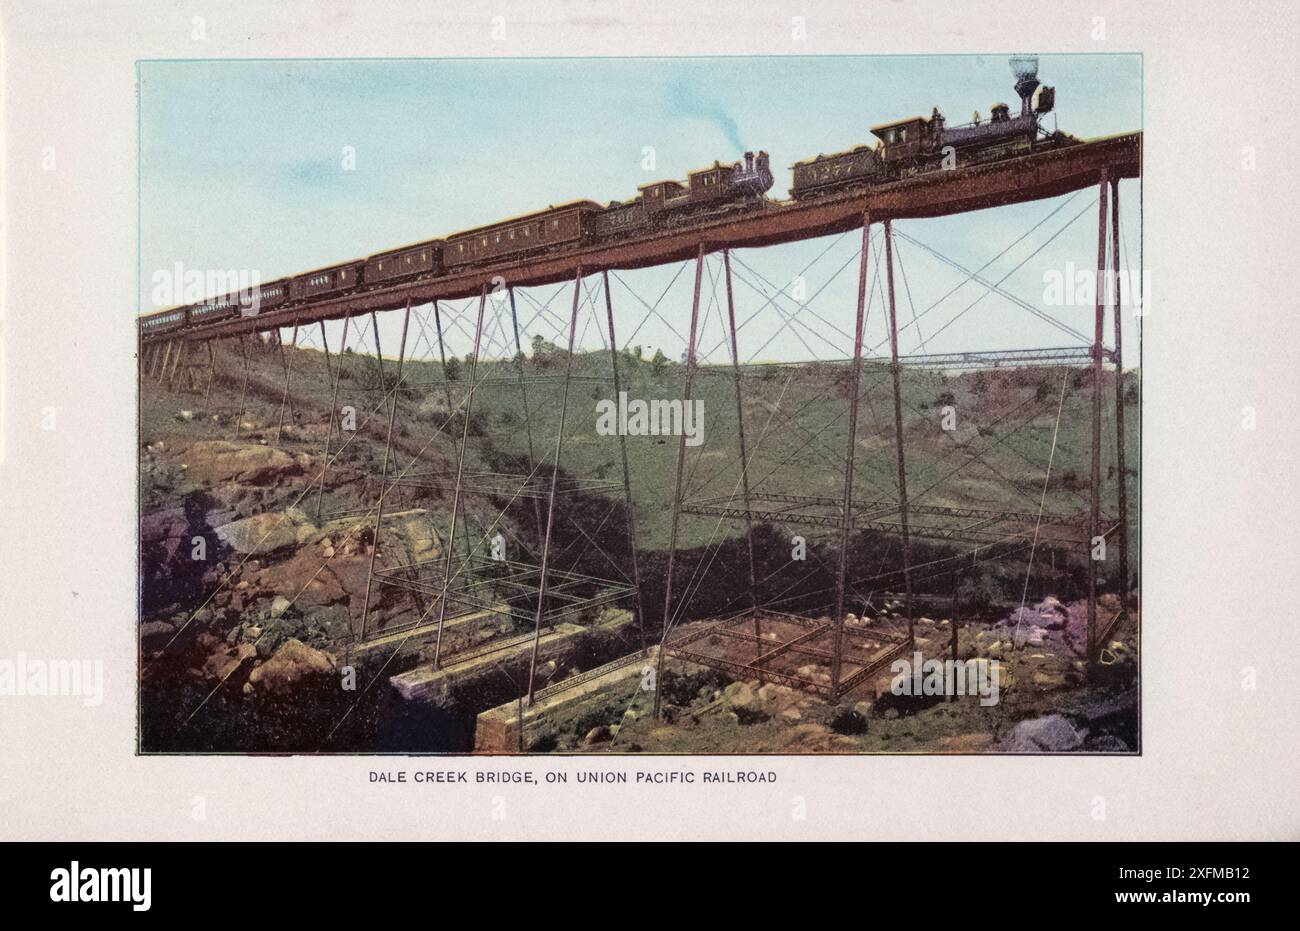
139,57,1074,338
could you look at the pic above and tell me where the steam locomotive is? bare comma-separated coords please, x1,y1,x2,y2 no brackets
140,57,1071,338
791,56,1074,199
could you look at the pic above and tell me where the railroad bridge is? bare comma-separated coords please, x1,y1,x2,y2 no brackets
141,133,1138,342
142,131,1142,746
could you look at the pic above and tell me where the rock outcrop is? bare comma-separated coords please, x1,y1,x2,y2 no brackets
247,638,338,696
177,440,304,486
214,507,318,556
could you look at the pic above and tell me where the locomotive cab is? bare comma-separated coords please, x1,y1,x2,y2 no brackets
638,180,687,217
686,162,732,204
870,116,934,162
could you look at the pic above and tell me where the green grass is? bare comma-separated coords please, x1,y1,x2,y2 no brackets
147,341,1139,562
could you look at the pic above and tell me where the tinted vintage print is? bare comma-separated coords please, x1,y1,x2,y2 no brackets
137,54,1141,755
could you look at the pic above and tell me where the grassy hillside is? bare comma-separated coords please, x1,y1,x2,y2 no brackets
143,337,1139,605
456,347,1139,555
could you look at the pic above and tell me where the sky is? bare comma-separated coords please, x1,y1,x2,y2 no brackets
138,54,1142,364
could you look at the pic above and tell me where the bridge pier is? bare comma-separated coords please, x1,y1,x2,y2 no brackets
203,339,217,404
883,219,916,654
274,316,300,443
601,270,648,656
430,298,472,561
433,287,488,669
166,338,187,391
1087,171,1109,671
155,341,172,383
653,244,705,721
360,299,412,640
831,212,872,693
1111,175,1130,613
722,250,763,677
315,312,351,520
510,287,546,542
233,334,253,438
526,267,585,704
370,310,388,408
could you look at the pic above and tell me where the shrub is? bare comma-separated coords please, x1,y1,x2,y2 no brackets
828,706,869,735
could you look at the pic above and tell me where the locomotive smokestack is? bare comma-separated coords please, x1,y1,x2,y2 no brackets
1010,55,1041,117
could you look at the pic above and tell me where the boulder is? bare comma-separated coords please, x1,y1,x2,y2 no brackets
179,440,303,486
1038,596,1068,617
215,509,318,556
247,639,337,696
203,643,258,682
252,549,352,609
1032,670,1069,690
722,681,756,710
582,725,614,745
269,595,293,618
999,714,1085,752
